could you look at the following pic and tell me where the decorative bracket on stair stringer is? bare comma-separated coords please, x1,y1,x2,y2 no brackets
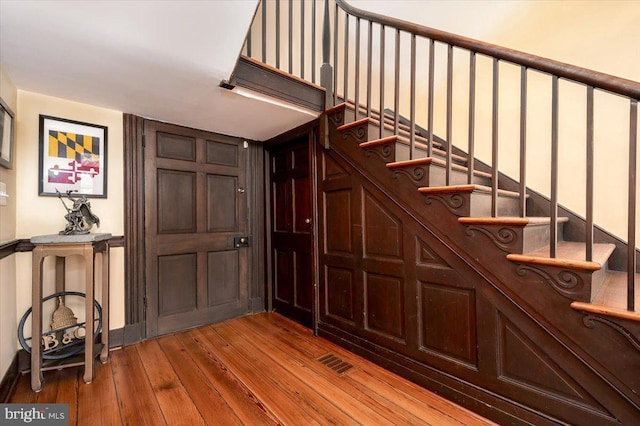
514,264,588,300
328,109,344,128
582,315,640,353
341,125,367,143
390,166,427,186
465,225,518,252
424,194,467,216
362,143,394,162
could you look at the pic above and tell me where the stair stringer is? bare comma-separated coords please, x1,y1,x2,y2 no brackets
317,110,640,423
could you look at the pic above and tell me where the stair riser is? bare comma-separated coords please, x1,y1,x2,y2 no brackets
522,223,567,254
391,163,491,188
423,191,520,217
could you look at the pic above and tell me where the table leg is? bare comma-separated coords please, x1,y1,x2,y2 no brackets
31,248,44,392
83,246,95,384
100,246,110,363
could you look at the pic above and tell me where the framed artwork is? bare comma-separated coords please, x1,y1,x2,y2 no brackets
39,115,108,197
0,97,15,169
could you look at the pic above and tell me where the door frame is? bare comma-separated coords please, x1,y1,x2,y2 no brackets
123,114,266,343
264,118,321,333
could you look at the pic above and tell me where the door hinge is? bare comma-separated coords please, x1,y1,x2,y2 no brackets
142,134,146,148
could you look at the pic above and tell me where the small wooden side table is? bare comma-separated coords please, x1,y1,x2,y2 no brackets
30,233,111,392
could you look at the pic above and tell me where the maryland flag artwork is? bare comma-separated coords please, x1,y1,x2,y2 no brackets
47,131,101,185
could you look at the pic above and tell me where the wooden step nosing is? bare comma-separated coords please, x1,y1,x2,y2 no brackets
325,102,348,115
386,158,435,168
337,117,373,132
570,301,640,321
418,184,522,198
459,217,570,226
360,136,399,148
506,253,603,271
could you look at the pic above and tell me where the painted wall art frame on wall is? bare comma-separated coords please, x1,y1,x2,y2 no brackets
0,96,15,169
39,115,108,198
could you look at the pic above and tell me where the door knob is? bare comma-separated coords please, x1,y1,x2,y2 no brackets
305,218,311,224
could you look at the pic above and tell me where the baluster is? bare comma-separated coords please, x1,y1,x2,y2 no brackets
519,66,528,217
300,0,305,79
288,0,293,74
409,34,416,160
261,0,267,63
246,22,252,57
312,0,316,84
355,17,361,120
276,0,280,69
367,21,372,118
491,58,499,217
344,13,349,104
628,99,638,311
550,75,559,258
394,29,400,135
379,25,385,140
427,39,434,158
586,87,594,262
333,3,338,105
467,52,476,185
446,44,453,184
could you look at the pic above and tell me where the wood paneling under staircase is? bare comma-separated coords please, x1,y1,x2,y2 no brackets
316,102,640,425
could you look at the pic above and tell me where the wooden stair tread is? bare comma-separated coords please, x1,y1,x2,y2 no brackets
590,270,640,312
459,216,569,226
507,242,615,271
337,117,372,132
418,184,522,198
571,301,640,320
387,158,492,178
359,136,399,148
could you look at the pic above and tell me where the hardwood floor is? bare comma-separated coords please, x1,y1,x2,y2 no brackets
10,312,496,425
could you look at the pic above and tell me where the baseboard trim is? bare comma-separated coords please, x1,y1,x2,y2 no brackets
0,352,20,403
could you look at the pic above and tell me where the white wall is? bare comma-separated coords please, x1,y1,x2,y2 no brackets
0,65,18,383
13,91,125,353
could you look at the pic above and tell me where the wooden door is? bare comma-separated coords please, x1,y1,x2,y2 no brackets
270,137,313,327
144,120,249,337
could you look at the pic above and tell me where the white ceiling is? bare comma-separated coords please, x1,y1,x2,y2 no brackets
0,0,318,141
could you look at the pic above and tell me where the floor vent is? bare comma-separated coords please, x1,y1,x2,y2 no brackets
317,353,353,374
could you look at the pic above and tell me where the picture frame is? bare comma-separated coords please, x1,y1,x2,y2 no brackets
0,96,15,169
39,115,108,197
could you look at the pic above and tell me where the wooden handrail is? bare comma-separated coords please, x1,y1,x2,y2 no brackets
336,0,640,100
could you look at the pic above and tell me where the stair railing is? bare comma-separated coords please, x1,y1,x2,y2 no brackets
243,0,639,312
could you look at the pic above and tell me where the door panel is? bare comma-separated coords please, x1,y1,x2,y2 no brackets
145,120,249,337
270,137,313,326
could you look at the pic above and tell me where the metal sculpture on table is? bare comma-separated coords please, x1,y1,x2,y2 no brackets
56,189,100,235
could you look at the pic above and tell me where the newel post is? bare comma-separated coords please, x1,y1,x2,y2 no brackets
320,0,334,108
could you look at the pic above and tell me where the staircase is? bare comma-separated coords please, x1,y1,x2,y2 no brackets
237,0,640,423
319,100,640,424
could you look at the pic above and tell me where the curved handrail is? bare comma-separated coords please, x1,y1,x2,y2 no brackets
336,0,640,99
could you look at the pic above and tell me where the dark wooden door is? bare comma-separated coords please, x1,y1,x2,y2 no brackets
144,120,249,337
270,137,313,327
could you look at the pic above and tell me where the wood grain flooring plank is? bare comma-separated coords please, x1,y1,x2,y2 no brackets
155,335,244,426
136,339,205,426
109,346,165,426
248,314,493,426
55,367,79,426
238,314,432,425
232,316,418,425
78,358,122,426
203,323,356,425
177,329,281,426
34,369,61,403
8,373,37,403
